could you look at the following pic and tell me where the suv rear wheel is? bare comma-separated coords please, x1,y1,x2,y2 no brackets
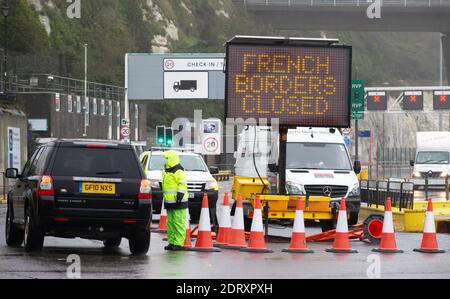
129,229,150,255
24,206,44,252
5,201,24,247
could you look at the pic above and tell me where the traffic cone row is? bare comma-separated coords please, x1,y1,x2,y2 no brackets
164,193,449,254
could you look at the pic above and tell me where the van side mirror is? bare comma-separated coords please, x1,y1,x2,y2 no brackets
209,166,219,175
353,161,361,175
5,168,19,179
410,160,415,167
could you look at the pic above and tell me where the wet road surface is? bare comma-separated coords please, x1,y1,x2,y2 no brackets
1,181,450,279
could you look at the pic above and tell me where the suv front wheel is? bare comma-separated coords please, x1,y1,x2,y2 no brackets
5,201,24,247
128,229,150,255
24,206,45,252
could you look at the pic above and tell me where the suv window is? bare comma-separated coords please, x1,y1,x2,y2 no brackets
35,147,53,175
21,147,41,177
27,147,44,177
52,147,141,179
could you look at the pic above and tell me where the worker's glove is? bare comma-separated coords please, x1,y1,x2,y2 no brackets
176,192,185,205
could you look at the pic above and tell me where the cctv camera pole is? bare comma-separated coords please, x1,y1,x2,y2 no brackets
123,53,130,144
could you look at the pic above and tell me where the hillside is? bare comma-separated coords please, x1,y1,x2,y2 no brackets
4,0,444,138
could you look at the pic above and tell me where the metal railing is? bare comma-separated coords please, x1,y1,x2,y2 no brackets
236,0,450,7
4,74,124,102
360,179,415,211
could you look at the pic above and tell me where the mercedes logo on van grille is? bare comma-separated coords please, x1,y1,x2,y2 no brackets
323,186,333,196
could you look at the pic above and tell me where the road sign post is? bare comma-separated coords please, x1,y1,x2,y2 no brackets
352,80,365,162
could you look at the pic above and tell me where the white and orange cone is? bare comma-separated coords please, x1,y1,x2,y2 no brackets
414,199,445,254
283,197,314,254
215,193,232,248
326,198,358,253
240,195,273,253
184,210,193,249
221,194,247,250
189,193,221,252
373,198,403,253
153,200,167,233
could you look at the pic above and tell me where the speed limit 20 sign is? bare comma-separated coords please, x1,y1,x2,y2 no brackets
201,119,221,155
121,126,131,138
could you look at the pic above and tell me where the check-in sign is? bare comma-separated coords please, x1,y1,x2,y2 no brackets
164,58,225,71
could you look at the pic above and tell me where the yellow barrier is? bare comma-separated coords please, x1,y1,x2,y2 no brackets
213,170,232,182
360,201,450,232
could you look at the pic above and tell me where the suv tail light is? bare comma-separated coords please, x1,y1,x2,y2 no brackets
38,175,54,196
138,179,152,200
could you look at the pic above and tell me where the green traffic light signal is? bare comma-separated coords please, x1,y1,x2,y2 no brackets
156,126,166,146
165,127,173,147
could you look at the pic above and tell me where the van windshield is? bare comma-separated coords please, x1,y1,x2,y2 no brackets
286,143,352,171
148,155,208,172
416,152,450,165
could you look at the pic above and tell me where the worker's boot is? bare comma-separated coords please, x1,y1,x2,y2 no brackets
164,244,175,251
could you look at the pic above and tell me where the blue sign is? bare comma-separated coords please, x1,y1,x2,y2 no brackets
358,130,371,138
344,136,351,147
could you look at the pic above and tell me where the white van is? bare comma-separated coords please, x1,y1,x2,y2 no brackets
412,132,450,179
234,127,361,225
284,128,361,224
139,150,219,222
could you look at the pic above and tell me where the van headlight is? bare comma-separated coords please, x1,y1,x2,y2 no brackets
206,180,219,191
413,171,421,178
286,182,306,195
349,184,360,197
440,172,448,178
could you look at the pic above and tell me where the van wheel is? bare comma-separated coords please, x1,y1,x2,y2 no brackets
5,202,24,247
320,220,336,232
190,88,195,92
243,215,252,232
24,206,44,252
104,238,122,248
174,87,179,92
129,229,150,255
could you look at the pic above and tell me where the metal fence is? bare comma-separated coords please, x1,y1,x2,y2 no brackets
373,147,416,180
360,179,415,211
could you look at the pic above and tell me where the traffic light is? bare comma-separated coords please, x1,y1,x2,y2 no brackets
434,91,450,110
367,91,387,111
156,126,165,146
403,91,423,111
165,127,174,147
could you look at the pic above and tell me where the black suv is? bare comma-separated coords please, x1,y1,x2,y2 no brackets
5,140,152,255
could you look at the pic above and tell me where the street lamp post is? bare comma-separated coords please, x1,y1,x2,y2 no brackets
2,0,9,93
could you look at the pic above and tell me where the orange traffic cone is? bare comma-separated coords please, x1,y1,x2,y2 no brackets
153,200,167,233
373,198,403,253
326,198,358,253
221,194,247,249
414,199,445,254
240,195,273,253
283,197,314,254
184,210,193,249
189,193,221,252
215,193,232,247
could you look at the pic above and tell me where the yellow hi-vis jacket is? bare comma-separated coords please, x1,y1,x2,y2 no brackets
162,150,188,210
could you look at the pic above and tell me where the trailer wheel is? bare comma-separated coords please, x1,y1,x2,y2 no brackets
363,215,384,245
